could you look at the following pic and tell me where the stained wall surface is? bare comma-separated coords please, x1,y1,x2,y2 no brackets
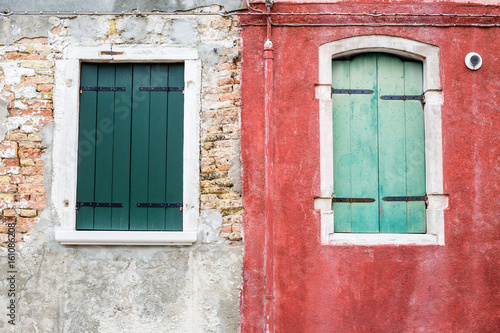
240,1,500,332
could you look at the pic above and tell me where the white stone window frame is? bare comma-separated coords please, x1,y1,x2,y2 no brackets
315,35,448,246
53,45,201,245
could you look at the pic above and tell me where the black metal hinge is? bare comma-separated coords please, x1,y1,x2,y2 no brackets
137,202,183,210
77,201,123,210
382,196,428,201
332,198,375,203
332,88,374,95
80,86,126,92
380,95,424,100
139,87,184,92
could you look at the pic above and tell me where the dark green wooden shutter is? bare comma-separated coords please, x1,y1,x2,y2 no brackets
76,63,184,231
332,53,425,233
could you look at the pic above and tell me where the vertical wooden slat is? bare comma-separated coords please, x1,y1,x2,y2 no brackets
129,64,151,230
148,64,169,230
332,61,353,232
93,64,115,230
378,54,408,233
349,54,379,233
111,64,133,230
404,62,426,233
76,63,98,230
165,63,184,231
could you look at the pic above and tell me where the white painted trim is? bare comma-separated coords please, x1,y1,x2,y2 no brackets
53,45,200,245
55,230,197,246
316,35,448,246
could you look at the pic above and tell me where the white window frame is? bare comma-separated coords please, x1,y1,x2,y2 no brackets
53,45,200,245
315,35,448,246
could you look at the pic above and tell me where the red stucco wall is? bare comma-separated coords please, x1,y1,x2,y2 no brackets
239,2,500,332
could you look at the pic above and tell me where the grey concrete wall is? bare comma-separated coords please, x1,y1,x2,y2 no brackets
2,0,247,13
0,7,243,332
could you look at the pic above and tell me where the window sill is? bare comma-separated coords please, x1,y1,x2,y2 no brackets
329,233,439,246
55,229,197,246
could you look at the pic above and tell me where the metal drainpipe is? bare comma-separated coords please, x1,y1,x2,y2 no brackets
263,1,275,332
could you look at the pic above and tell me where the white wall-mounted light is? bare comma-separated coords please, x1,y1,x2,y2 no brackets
465,52,482,70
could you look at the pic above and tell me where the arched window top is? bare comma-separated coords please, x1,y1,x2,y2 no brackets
319,35,441,92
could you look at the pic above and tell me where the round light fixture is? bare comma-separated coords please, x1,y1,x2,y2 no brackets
465,52,482,70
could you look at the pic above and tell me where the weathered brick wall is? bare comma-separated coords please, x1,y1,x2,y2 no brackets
0,8,242,245
0,36,59,243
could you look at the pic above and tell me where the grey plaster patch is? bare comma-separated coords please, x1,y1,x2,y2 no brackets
167,19,197,46
200,209,223,243
0,17,55,44
197,41,221,67
67,16,100,43
117,17,148,42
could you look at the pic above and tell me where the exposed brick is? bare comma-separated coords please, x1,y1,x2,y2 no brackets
5,53,40,60
19,149,43,159
18,185,45,193
10,176,23,184
0,176,11,183
17,37,49,44
37,85,53,92
17,217,37,225
21,167,43,175
14,194,30,201
0,184,17,192
20,209,37,217
25,175,44,183
0,193,14,201
3,158,19,166
0,142,17,158
2,210,16,217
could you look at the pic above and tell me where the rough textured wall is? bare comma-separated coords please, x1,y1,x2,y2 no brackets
240,2,500,333
0,6,243,332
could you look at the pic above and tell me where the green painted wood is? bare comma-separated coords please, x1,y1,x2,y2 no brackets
148,64,169,230
332,61,353,232
349,54,379,233
165,63,184,231
76,63,98,230
93,64,115,230
129,64,151,230
111,64,133,230
404,62,426,233
332,53,425,234
378,54,408,233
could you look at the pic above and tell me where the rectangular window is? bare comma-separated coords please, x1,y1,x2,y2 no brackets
76,63,184,231
332,53,426,234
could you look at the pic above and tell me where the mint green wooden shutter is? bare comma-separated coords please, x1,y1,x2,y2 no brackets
76,63,184,231
332,53,425,233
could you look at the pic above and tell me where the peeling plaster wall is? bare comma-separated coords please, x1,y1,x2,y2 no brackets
0,5,243,332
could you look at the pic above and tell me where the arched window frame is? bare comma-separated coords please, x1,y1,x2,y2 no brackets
315,35,448,245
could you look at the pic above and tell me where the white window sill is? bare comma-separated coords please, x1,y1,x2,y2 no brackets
55,229,197,246
329,233,439,246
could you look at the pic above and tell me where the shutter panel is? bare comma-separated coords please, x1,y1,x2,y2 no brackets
147,64,169,230
165,63,184,231
349,54,379,232
332,53,425,233
111,64,133,230
130,64,152,230
332,61,352,232
94,65,118,230
404,62,426,233
378,54,408,233
76,64,98,230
